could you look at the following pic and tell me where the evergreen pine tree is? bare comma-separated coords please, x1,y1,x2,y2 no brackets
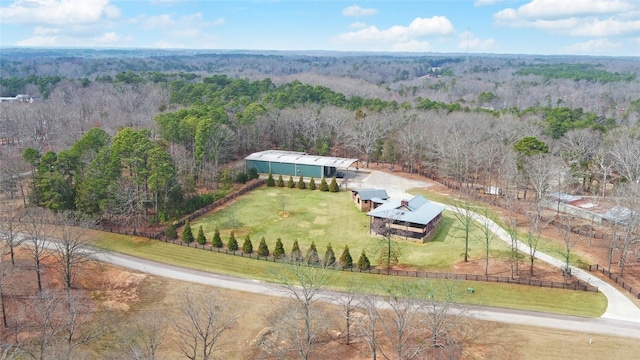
324,243,336,266
196,225,207,245
297,175,306,189
273,238,285,258
339,245,353,268
242,235,253,254
306,241,320,264
266,172,276,187
329,176,340,192
257,236,270,256
165,222,177,240
309,177,316,190
182,220,194,243
319,177,329,191
211,227,223,248
357,250,370,270
291,239,303,262
227,231,238,251
287,176,295,188
277,174,285,187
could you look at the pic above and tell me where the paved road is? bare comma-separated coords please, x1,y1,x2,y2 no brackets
348,169,640,322
96,251,640,339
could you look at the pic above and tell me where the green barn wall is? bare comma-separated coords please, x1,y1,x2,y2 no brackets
295,164,322,178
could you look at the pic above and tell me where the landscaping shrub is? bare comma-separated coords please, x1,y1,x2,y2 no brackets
287,176,295,188
339,245,353,268
309,177,316,190
196,225,207,245
257,236,270,256
306,241,320,264
211,227,223,248
242,235,253,254
182,220,194,243
273,238,285,258
319,177,329,191
329,176,339,192
324,243,336,267
165,222,177,240
266,172,275,187
227,231,238,251
234,171,249,184
291,239,303,262
297,176,306,189
247,167,260,180
277,174,285,187
357,250,370,270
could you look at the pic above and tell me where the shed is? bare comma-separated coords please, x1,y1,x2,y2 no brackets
351,189,389,212
245,150,358,179
367,194,444,242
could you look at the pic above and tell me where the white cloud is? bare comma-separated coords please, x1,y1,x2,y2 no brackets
408,16,455,36
16,31,130,47
458,30,499,51
568,17,640,37
334,16,455,46
0,0,120,25
342,5,378,17
349,21,367,29
562,38,623,54
494,0,633,21
474,0,503,6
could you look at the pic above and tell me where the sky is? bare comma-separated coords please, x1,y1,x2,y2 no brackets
0,0,639,56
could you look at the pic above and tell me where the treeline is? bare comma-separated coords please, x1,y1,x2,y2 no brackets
21,127,233,224
0,74,62,98
515,63,636,83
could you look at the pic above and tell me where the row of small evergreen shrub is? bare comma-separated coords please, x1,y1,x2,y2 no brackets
265,172,340,192
166,221,370,270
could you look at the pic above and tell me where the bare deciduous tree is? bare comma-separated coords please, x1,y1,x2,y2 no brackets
270,264,333,360
174,288,237,360
120,310,168,360
21,207,52,293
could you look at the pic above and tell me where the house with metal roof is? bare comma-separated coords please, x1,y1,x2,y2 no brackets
244,150,358,179
351,188,389,212
367,194,444,242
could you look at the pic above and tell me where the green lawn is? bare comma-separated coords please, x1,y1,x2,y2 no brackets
91,231,606,317
188,187,511,270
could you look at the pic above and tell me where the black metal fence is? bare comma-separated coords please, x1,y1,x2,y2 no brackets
163,237,598,293
589,264,640,299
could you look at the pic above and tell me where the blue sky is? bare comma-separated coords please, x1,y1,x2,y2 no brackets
1,0,639,56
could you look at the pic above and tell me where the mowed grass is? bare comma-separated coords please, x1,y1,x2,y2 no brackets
90,206,607,317
188,187,511,270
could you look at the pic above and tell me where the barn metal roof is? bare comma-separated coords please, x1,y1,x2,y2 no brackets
245,150,358,168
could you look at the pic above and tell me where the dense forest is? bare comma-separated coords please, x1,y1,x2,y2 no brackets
1,49,639,226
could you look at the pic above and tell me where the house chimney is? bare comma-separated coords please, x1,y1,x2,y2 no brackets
401,199,408,207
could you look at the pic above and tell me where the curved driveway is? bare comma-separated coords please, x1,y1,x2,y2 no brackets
349,169,640,322
96,251,640,339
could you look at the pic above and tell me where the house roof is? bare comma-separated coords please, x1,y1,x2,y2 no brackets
602,205,636,225
367,194,444,226
352,188,389,201
245,150,358,168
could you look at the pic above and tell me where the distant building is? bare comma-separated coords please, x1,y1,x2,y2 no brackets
367,194,444,242
244,150,358,179
0,94,33,103
351,189,389,212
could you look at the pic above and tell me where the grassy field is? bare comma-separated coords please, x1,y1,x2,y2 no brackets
186,187,512,271
92,230,607,317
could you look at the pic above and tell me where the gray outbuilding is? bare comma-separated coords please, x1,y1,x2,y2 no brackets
244,150,358,179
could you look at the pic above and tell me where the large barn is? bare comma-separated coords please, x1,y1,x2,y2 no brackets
244,150,358,178
367,194,444,242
